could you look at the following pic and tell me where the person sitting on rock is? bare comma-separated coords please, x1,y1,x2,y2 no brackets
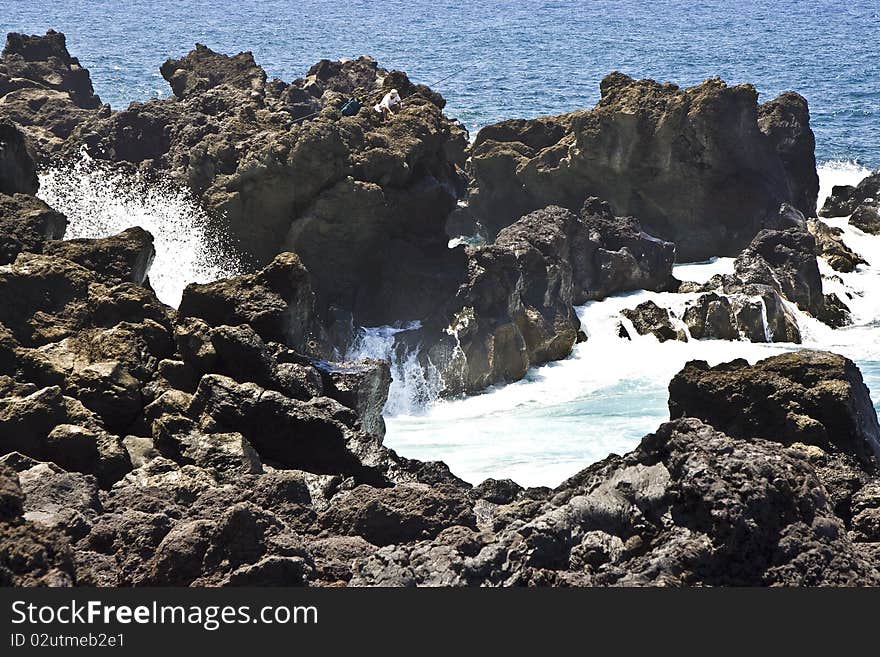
374,88,402,120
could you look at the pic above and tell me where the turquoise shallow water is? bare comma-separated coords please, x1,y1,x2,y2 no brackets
3,0,880,165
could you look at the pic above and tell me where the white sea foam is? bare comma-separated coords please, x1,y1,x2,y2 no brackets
38,155,244,308
344,322,444,415
672,257,735,283
383,162,880,487
816,160,872,208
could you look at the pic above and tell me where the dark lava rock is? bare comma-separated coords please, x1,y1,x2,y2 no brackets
0,464,76,586
0,193,67,265
850,204,880,235
734,226,824,316
0,30,104,155
468,73,817,261
43,227,156,285
621,301,687,343
808,217,867,273
179,252,321,352
668,351,880,467
317,483,476,546
820,171,880,218
0,120,38,195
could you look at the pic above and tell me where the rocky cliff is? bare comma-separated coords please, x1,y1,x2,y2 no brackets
2,111,880,586
467,73,818,261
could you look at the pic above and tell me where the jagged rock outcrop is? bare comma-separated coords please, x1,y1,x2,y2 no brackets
415,202,676,394
43,227,155,285
820,170,880,235
0,30,105,156
573,197,676,302
734,226,823,315
733,223,851,327
820,171,880,218
681,287,801,343
851,205,880,235
668,352,880,467
0,120,38,194
42,42,470,326
417,206,582,394
621,301,687,342
468,72,818,261
0,193,67,265
808,217,867,272
756,92,820,218
179,252,321,352
0,122,68,265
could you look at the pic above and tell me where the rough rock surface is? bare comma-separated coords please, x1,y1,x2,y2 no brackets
468,72,818,261
418,202,676,393
621,301,687,343
668,352,880,467
4,32,880,589
808,217,867,273
820,171,880,218
58,44,468,327
0,30,104,156
43,227,155,285
179,252,321,352
0,120,38,195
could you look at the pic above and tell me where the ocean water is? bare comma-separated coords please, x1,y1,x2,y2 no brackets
3,0,880,164
381,163,880,486
5,2,880,487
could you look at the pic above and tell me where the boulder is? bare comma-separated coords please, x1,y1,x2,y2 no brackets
0,385,132,486
682,286,801,343
468,73,817,261
734,227,824,316
179,252,320,352
317,483,476,546
621,301,687,342
668,351,880,467
43,227,156,284
573,197,676,302
0,252,173,348
0,193,67,265
0,464,76,586
422,206,582,394
314,359,391,438
18,343,144,432
185,374,385,478
807,218,867,272
152,414,262,480
0,120,38,194
682,293,738,340
850,204,880,235
820,171,880,218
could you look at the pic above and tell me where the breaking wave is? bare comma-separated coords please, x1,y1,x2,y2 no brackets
381,160,880,486
38,156,244,307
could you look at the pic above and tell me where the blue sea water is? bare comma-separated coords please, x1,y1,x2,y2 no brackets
3,0,880,165
5,1,880,485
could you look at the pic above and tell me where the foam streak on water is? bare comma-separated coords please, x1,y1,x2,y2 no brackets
383,161,880,487
38,156,243,307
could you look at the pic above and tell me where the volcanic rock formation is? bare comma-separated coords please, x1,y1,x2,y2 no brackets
467,72,819,261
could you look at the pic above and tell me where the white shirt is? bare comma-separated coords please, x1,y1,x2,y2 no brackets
374,91,401,112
